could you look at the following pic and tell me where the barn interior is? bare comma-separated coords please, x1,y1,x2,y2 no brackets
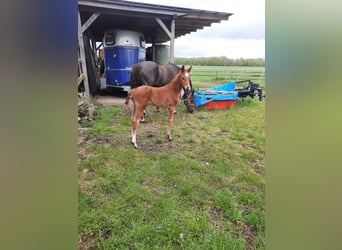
78,0,233,96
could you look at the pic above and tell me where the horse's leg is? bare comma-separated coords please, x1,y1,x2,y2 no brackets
131,108,145,148
131,115,140,148
167,106,174,141
140,110,146,122
131,103,140,148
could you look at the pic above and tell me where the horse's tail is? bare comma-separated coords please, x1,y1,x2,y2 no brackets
130,64,141,89
125,89,135,106
124,89,135,114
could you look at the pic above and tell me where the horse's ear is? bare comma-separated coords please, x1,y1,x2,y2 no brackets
188,65,192,72
181,65,185,72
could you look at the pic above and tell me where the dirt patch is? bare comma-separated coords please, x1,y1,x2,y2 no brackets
135,122,167,152
78,119,170,154
78,233,97,250
78,127,120,163
93,95,126,107
235,220,258,249
205,205,229,233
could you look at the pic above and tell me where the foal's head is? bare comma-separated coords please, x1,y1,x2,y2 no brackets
179,65,192,94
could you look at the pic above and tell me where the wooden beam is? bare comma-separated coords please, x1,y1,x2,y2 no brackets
78,74,84,86
155,18,172,39
81,12,100,34
169,16,176,64
79,1,187,16
155,17,175,64
78,11,90,99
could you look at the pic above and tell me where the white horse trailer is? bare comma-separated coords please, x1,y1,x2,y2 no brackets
102,29,145,91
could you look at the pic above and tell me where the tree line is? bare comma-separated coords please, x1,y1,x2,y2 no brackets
175,56,265,67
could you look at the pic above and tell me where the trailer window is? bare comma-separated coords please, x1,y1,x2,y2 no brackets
140,36,146,48
105,33,115,46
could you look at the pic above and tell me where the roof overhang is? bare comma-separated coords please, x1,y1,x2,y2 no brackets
78,0,233,43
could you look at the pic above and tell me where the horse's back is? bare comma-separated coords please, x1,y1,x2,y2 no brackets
158,64,180,85
129,61,181,89
132,85,152,102
130,61,159,88
132,84,171,108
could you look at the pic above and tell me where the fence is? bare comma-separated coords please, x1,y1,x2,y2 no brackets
190,66,265,87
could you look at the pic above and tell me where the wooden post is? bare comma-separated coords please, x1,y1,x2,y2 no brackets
170,15,176,64
78,11,100,99
78,11,90,99
155,16,176,64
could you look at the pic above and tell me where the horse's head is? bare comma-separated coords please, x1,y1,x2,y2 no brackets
183,90,195,113
180,65,192,95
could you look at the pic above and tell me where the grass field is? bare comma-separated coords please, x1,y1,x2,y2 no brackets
78,66,265,249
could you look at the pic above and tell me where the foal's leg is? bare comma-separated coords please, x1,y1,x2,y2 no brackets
140,110,146,122
131,116,140,148
167,106,174,141
131,106,145,148
131,115,142,148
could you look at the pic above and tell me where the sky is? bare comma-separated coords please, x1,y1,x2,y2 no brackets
127,0,265,59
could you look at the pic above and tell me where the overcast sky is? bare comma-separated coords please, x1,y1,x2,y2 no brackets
127,0,265,59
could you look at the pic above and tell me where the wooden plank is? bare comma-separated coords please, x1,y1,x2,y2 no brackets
78,11,90,99
155,18,172,39
81,12,100,34
79,1,187,16
156,17,175,63
78,74,84,86
170,17,175,64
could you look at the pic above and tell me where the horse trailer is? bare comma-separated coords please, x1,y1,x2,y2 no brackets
102,29,146,91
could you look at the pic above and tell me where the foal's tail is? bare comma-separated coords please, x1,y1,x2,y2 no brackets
124,89,135,114
125,89,135,106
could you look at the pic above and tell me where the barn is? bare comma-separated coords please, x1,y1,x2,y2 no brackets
78,0,233,97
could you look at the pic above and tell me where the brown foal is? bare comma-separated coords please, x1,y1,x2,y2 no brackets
125,65,192,148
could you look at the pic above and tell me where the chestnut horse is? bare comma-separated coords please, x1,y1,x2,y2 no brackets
130,61,194,115
125,65,192,148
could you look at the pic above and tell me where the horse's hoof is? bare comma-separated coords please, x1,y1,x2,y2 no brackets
132,142,138,148
168,136,172,141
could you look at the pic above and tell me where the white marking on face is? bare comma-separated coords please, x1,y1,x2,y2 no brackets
185,72,189,78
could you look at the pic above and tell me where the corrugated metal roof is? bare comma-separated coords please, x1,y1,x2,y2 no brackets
78,0,233,43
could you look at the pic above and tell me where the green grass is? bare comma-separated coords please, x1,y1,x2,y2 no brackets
78,71,265,249
192,65,264,78
190,66,265,89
